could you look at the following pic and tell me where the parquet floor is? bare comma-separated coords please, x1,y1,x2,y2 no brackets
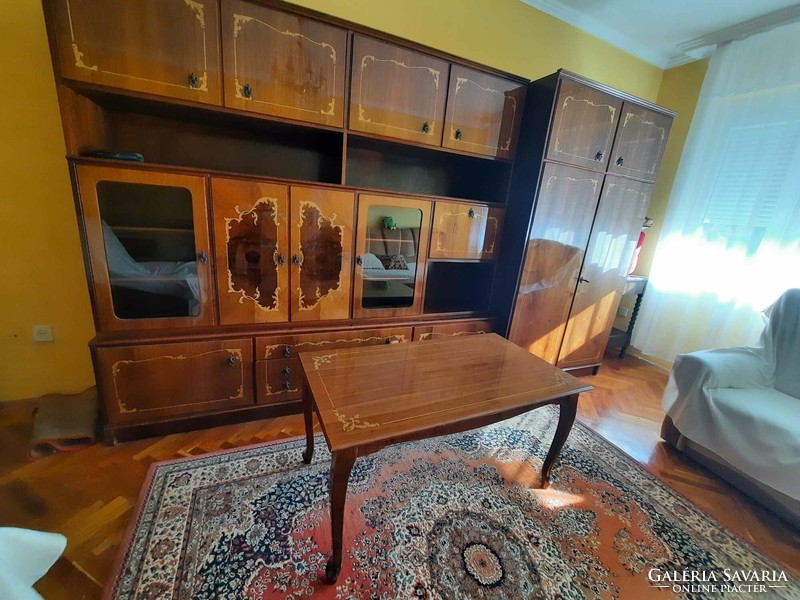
1,355,797,599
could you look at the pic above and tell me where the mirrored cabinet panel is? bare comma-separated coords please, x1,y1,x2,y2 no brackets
353,194,431,318
76,165,215,331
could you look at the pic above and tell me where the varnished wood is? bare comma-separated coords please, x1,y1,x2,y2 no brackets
94,338,254,426
255,358,302,404
221,0,347,127
509,163,602,364
49,0,222,105
412,318,493,341
608,102,673,182
212,178,290,324
75,164,216,332
301,333,591,582
442,65,526,159
255,326,412,359
558,177,652,368
545,77,622,171
429,201,504,260
349,35,449,147
289,187,354,321
2,356,797,599
352,194,432,319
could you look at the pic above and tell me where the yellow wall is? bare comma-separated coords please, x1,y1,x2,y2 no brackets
0,0,677,400
0,1,96,401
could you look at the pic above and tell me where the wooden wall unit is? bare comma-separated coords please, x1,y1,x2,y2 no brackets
496,70,674,373
43,0,529,440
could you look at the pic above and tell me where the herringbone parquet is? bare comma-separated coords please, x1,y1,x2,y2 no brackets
0,355,797,599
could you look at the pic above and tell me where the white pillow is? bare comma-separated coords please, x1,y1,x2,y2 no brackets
361,252,385,270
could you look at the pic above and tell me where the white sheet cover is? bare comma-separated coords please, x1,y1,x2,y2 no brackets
0,528,66,600
663,289,800,500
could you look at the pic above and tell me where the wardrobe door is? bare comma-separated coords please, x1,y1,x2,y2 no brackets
49,0,221,104
349,35,449,146
212,178,289,324
221,0,347,126
545,77,622,171
430,202,504,260
442,65,526,159
290,187,354,321
509,164,602,364
558,177,652,368
608,103,673,182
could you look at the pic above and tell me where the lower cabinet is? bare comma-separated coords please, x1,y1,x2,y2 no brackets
95,339,254,426
413,319,493,341
256,358,303,405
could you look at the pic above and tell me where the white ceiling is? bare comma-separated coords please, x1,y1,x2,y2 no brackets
521,0,800,68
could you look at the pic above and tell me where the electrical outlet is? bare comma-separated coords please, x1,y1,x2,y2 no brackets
32,324,54,342
617,307,629,318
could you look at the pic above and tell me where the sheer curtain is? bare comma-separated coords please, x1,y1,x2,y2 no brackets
632,20,800,362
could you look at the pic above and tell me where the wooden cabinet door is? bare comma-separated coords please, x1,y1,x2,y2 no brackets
545,77,622,172
256,327,412,359
608,103,673,182
76,165,215,332
221,0,347,126
95,339,253,426
413,319,494,341
256,358,303,404
350,35,449,146
353,194,432,318
49,0,221,105
509,163,602,364
290,187,354,321
558,177,652,368
430,202,504,260
211,178,289,324
442,66,526,159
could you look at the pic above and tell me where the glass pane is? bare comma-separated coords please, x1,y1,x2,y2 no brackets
362,205,422,309
97,181,199,319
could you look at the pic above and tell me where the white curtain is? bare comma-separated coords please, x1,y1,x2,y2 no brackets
633,20,800,362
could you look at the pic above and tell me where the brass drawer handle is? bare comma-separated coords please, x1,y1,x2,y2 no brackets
242,83,253,99
468,208,475,219
616,156,624,166
276,253,285,266
283,346,292,357
283,381,292,391
455,128,463,140
283,366,291,376
595,151,604,161
188,72,199,88
226,355,237,367
422,121,430,134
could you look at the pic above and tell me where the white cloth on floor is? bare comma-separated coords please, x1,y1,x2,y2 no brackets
662,289,800,500
0,528,66,600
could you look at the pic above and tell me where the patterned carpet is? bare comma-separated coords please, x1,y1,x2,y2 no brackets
107,407,798,599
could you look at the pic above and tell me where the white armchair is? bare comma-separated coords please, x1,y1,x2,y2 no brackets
661,288,800,526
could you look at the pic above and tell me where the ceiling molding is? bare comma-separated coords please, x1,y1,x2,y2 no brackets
520,0,671,68
521,0,800,71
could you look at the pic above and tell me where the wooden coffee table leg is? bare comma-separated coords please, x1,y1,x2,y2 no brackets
302,382,314,465
325,447,357,584
540,394,578,487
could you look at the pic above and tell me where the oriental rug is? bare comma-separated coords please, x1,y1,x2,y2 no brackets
106,407,799,599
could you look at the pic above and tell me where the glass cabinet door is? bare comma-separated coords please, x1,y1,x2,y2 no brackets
76,165,215,331
353,194,431,318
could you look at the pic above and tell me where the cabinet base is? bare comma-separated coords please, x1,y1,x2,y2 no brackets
104,400,303,444
560,363,601,377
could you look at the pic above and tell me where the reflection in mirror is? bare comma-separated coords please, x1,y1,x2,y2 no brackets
298,202,343,310
227,199,279,310
362,205,422,309
97,181,199,319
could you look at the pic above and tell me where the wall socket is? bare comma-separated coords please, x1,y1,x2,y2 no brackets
617,307,630,318
32,324,54,342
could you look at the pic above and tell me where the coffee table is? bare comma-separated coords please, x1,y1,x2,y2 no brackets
298,333,592,583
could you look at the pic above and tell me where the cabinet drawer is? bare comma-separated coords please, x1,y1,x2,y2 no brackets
430,202,504,260
95,339,253,425
256,327,413,359
413,319,493,341
256,359,302,404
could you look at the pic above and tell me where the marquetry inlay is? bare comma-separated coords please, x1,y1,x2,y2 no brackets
231,13,337,115
63,0,210,92
544,174,600,194
225,197,282,312
261,334,408,359
419,330,487,341
435,209,499,256
619,112,667,175
449,77,517,151
111,349,245,413
553,95,617,160
297,201,344,311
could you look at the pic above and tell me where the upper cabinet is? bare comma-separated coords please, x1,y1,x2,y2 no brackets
49,0,222,105
430,201,504,260
442,66,526,159
545,77,622,171
221,0,347,127
608,103,673,182
349,36,449,146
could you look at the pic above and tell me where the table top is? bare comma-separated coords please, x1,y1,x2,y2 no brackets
299,333,592,452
